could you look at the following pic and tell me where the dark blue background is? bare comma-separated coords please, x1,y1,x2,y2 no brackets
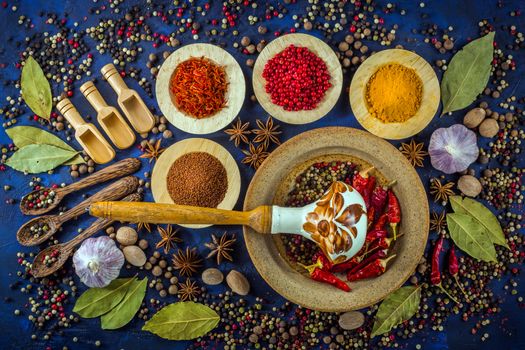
0,0,524,349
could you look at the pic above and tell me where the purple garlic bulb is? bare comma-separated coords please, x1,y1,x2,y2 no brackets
428,124,479,174
73,236,124,288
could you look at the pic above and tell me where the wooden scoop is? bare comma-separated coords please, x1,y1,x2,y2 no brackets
101,63,155,134
20,158,140,215
31,193,142,278
56,98,115,164
90,181,369,263
17,176,139,246
80,81,136,149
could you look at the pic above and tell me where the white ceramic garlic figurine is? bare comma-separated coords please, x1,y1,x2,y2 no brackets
271,181,367,264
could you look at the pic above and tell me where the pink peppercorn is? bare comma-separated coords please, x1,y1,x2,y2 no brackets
262,45,331,112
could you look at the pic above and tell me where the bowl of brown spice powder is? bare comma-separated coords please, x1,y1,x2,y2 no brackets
151,138,241,228
349,49,440,140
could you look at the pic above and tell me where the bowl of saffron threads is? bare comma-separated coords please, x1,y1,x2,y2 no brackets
349,48,440,140
156,43,246,134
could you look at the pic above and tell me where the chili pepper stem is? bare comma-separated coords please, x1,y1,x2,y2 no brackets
453,275,469,301
386,179,397,188
360,166,375,178
436,283,459,304
298,259,323,275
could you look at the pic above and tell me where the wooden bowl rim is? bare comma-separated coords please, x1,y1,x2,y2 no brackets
243,126,429,311
252,33,343,125
151,138,241,229
349,48,440,140
156,43,245,135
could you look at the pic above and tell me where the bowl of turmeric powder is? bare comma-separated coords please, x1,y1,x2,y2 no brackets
349,49,440,140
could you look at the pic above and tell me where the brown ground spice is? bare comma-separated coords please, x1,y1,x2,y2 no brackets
166,152,228,207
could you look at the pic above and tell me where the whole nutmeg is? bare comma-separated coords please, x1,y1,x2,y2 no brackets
338,311,365,330
226,270,250,295
116,226,138,246
457,175,482,197
463,108,486,128
123,245,147,267
478,118,499,138
202,268,224,285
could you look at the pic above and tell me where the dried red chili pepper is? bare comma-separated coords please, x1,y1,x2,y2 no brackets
431,236,458,303
345,249,388,278
352,167,374,207
312,251,333,271
300,259,351,292
448,245,468,299
387,190,401,240
331,244,382,273
367,206,375,229
365,228,388,244
372,213,388,231
347,255,396,282
367,235,398,251
371,186,388,214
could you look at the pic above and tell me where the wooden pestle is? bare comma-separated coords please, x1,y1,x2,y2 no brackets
80,81,135,149
90,201,273,234
56,98,115,164
101,63,155,134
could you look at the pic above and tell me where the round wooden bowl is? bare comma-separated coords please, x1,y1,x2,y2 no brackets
155,43,245,134
243,127,429,311
151,138,241,229
252,33,343,124
349,49,440,140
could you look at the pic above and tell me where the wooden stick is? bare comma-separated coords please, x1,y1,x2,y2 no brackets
90,201,273,233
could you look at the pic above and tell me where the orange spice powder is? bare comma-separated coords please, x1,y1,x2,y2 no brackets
365,63,423,123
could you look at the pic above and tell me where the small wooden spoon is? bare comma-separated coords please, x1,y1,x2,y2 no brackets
20,158,140,216
31,193,142,278
17,176,139,246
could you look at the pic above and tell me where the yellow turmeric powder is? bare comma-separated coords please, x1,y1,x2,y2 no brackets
365,63,423,123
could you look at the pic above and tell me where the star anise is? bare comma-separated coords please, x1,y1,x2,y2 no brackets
177,279,201,301
430,211,447,233
136,222,152,233
429,178,455,203
242,143,269,170
205,232,237,265
139,139,164,163
399,139,428,167
156,224,182,254
172,247,202,277
252,116,281,148
224,118,251,147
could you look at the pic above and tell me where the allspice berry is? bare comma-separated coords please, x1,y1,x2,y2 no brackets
457,175,482,197
463,108,486,128
478,118,499,138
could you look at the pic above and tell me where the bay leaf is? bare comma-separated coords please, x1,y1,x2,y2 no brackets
101,277,147,330
6,144,79,173
142,301,220,340
21,56,52,120
5,126,85,164
73,277,136,318
441,32,495,115
371,286,421,338
446,213,497,262
450,196,508,248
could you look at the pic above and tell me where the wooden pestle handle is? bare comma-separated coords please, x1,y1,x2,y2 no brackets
90,201,273,233
61,158,141,195
64,193,142,249
57,176,139,224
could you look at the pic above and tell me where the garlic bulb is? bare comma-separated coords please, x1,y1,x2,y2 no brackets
429,124,479,174
73,236,124,288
